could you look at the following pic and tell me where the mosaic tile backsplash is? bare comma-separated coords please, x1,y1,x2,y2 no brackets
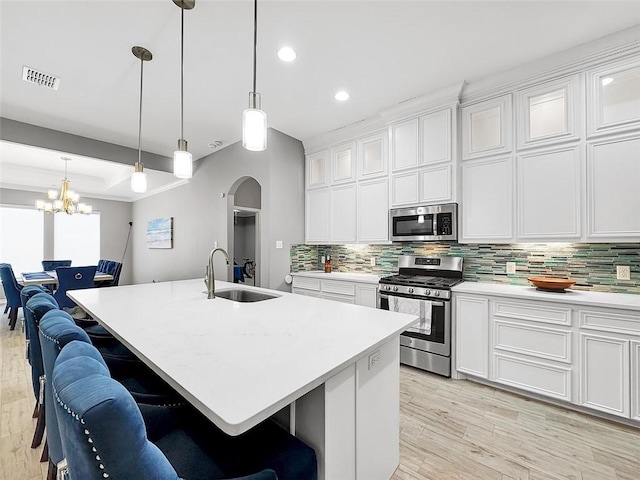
290,243,640,295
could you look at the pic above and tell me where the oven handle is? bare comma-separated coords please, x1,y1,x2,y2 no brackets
377,290,444,307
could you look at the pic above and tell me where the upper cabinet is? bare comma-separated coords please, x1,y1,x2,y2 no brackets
331,142,357,184
306,151,329,189
391,119,419,171
516,75,580,149
587,58,640,138
461,94,512,160
357,131,388,180
421,109,452,165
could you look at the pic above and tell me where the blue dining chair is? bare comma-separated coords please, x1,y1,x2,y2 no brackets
0,262,24,330
41,260,72,271
53,266,97,310
95,259,122,287
52,341,278,480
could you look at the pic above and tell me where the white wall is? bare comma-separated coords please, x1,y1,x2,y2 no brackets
131,128,305,290
0,187,133,284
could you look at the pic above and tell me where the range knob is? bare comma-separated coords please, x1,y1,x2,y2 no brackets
434,290,440,297
425,289,431,296
393,286,399,292
408,287,414,294
385,285,391,291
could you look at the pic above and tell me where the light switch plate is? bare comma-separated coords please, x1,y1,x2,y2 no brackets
370,257,376,266
617,265,631,280
276,240,283,249
506,262,516,274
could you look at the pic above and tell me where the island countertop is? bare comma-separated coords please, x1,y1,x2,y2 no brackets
68,279,417,436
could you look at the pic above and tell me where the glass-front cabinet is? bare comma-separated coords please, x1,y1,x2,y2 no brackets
461,94,512,160
587,58,640,137
331,142,356,184
306,150,329,189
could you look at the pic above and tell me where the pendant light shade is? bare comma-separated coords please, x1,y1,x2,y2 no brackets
242,0,267,152
173,0,195,178
131,46,152,193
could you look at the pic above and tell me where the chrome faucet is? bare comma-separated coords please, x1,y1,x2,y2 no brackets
205,247,231,299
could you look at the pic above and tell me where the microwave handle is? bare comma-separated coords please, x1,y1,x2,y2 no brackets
433,213,438,236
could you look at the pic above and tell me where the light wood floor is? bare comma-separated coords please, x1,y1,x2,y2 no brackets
1,312,639,480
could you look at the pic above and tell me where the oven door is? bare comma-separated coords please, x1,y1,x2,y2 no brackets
378,290,450,357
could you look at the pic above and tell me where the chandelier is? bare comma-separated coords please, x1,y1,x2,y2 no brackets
35,157,93,215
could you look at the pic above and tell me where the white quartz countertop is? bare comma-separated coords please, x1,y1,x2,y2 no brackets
452,282,640,311
68,280,416,435
291,270,381,284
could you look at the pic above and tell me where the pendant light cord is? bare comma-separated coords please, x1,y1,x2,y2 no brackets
138,56,144,164
180,6,185,140
252,0,257,94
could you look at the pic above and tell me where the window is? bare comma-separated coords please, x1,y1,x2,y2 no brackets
0,206,44,274
54,213,100,266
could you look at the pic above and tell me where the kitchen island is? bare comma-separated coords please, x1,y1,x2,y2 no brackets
68,279,417,480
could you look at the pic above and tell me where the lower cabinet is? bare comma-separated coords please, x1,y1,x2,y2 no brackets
292,275,378,308
632,341,640,421
455,296,489,378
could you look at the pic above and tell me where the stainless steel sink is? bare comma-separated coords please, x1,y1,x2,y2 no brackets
214,288,280,302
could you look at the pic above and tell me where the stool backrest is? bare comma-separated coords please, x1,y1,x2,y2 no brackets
54,266,97,309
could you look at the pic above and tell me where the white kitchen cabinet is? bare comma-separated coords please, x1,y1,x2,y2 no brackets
419,164,453,204
579,333,630,418
421,108,452,164
391,119,419,171
461,156,513,242
631,340,640,421
357,178,389,244
306,187,331,243
355,284,378,309
587,134,640,240
516,75,580,149
390,170,419,207
462,94,512,160
330,184,357,243
331,142,357,184
587,57,640,138
358,131,388,180
516,145,581,240
291,274,379,309
455,295,489,378
306,150,330,189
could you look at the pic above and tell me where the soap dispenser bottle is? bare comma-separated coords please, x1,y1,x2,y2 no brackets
324,255,332,273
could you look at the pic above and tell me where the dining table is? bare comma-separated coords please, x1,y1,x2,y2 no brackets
18,270,113,287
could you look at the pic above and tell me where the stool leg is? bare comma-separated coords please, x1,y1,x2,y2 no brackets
32,400,39,419
8,307,18,330
46,460,57,480
40,438,49,462
31,403,45,448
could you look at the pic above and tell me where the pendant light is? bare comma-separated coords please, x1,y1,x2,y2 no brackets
131,46,152,193
173,0,195,178
242,0,267,151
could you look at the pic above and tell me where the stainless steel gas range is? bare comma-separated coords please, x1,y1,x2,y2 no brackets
377,255,463,377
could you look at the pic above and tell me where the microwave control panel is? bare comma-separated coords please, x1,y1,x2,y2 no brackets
437,213,453,236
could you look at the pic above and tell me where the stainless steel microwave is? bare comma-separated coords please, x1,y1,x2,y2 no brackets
389,203,458,242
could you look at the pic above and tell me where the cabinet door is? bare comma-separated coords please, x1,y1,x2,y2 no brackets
358,131,388,180
587,135,640,240
579,333,630,418
421,108,452,165
419,164,453,204
391,170,419,207
455,296,489,378
462,94,512,160
391,118,419,171
331,142,357,184
355,284,378,308
517,146,581,240
461,157,513,242
517,75,580,149
306,187,331,243
330,184,357,243
632,340,640,422
357,178,389,243
306,151,329,189
587,58,640,137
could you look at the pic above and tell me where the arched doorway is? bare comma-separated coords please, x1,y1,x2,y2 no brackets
227,177,261,286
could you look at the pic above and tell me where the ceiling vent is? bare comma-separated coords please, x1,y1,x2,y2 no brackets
22,66,60,90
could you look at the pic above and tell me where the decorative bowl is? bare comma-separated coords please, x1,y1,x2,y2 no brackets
528,277,576,292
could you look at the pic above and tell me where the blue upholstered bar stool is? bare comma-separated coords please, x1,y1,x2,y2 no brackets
0,262,24,330
52,341,278,480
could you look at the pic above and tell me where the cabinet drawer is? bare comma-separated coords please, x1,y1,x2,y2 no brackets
292,288,322,298
322,292,356,304
493,300,571,326
494,353,571,401
322,280,356,296
579,309,640,336
494,320,571,363
292,276,321,291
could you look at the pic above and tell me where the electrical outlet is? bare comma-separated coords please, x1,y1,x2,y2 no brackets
368,350,381,370
275,240,283,249
506,262,516,274
617,265,631,281
320,255,325,264
370,257,376,266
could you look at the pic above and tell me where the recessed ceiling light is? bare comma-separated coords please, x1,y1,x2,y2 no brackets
601,77,614,86
277,47,297,62
335,90,350,102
